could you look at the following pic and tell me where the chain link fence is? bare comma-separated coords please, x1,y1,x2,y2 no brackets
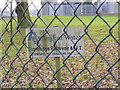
0,0,120,89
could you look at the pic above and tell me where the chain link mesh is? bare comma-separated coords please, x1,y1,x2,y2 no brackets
0,0,120,89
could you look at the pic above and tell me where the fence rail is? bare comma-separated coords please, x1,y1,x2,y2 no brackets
0,0,120,89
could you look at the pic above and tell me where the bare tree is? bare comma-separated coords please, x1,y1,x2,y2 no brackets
15,0,32,28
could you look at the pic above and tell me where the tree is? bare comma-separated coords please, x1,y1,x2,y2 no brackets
15,0,32,28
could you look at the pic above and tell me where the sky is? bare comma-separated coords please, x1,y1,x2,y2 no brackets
0,0,119,9
0,0,41,9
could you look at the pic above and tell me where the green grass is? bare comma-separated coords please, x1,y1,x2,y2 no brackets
31,15,118,28
0,15,119,88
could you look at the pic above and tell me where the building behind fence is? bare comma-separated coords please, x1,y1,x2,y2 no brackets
40,1,119,16
0,1,119,17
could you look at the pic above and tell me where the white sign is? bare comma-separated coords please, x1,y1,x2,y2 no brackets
26,27,84,57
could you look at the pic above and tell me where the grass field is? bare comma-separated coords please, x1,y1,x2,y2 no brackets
0,15,119,88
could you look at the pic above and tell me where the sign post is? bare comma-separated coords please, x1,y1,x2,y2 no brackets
54,26,62,88
55,57,61,88
53,26,62,88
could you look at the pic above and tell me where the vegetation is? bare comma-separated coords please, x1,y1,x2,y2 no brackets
0,15,119,88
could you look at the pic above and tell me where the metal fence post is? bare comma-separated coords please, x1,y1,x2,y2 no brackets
10,0,13,35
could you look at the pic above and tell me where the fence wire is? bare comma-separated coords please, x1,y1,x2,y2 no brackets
0,0,120,89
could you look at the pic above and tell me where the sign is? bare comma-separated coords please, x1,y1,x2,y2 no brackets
26,27,84,57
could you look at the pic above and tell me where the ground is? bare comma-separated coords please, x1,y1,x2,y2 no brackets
0,15,119,88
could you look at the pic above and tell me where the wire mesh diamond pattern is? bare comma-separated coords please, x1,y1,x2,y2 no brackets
0,0,120,89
